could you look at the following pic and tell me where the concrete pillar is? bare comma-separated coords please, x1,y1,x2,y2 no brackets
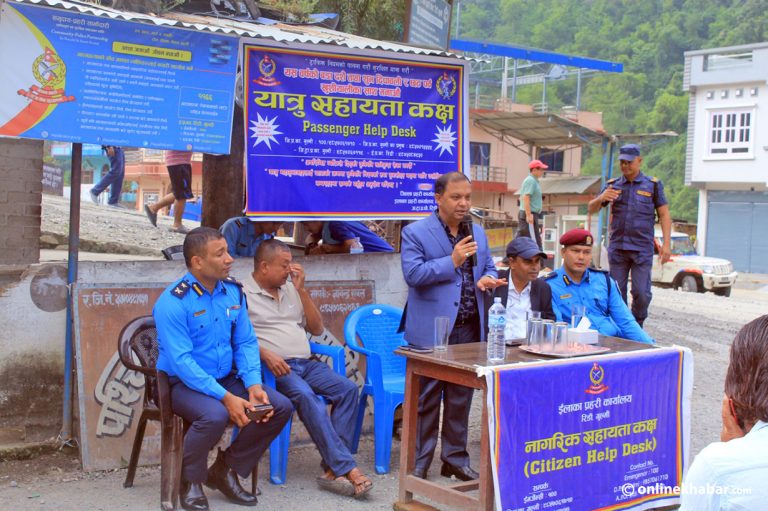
0,138,43,264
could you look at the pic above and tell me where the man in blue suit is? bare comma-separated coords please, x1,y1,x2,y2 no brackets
400,172,505,481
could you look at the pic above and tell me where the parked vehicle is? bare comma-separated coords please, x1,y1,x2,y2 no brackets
651,230,737,297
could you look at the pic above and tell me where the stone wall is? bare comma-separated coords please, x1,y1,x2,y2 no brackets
0,138,44,264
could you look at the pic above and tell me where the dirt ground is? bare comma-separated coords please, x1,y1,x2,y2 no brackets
1,285,764,510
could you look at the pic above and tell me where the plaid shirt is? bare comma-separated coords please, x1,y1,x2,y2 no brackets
437,212,478,324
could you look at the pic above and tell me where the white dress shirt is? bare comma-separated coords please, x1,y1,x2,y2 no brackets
679,420,768,510
504,281,531,341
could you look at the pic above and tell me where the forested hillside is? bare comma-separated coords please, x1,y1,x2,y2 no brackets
454,0,768,221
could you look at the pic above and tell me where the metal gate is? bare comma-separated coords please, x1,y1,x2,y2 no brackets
707,191,768,273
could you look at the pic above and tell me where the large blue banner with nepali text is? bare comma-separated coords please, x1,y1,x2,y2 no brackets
485,348,692,511
241,40,468,219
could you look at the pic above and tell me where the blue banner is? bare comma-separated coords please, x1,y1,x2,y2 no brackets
0,3,238,153
486,348,692,511
241,41,467,219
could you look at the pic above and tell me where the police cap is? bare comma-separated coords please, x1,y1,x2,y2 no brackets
560,228,594,247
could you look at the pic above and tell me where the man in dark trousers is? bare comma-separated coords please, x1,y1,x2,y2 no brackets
486,237,555,342
153,227,292,511
587,144,671,326
400,171,506,481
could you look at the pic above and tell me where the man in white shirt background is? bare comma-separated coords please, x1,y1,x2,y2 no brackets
487,237,555,342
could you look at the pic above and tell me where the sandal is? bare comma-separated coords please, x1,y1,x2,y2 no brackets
168,225,190,234
345,468,373,499
316,475,355,497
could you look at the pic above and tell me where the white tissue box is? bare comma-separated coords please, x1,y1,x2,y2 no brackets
568,328,599,345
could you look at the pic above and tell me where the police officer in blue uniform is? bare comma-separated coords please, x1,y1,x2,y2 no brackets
587,144,672,327
546,228,654,344
219,217,278,258
153,227,292,511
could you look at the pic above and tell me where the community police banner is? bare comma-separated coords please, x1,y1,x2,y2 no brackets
485,348,692,511
0,2,238,153
241,40,468,219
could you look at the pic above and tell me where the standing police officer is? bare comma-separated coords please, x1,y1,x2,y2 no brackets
153,227,292,511
546,228,654,344
587,144,672,327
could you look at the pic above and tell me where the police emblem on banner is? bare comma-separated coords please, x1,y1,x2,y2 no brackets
255,54,280,86
436,71,456,99
585,362,608,394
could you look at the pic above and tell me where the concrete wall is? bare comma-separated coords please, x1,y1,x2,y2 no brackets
0,253,407,447
0,138,44,265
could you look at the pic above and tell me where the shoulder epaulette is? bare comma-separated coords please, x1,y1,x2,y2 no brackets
234,219,243,228
650,176,658,182
544,271,558,280
171,280,191,299
224,276,243,288
606,177,618,184
590,267,609,274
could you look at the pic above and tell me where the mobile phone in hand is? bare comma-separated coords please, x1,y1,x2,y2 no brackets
245,403,274,422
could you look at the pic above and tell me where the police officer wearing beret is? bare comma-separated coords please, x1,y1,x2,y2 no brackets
587,144,672,327
153,227,292,511
546,228,654,344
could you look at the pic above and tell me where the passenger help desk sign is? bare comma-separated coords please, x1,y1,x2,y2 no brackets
484,347,692,511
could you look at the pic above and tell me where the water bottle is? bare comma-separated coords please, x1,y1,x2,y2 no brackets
350,237,364,254
487,297,506,363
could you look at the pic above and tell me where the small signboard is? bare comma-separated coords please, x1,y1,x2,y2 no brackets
0,3,238,153
42,162,64,195
407,0,453,50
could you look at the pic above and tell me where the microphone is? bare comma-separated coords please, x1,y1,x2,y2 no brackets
460,215,477,267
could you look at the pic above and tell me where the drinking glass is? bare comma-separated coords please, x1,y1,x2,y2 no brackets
434,316,450,351
571,304,586,329
527,318,543,347
541,319,555,352
526,311,542,343
554,322,569,353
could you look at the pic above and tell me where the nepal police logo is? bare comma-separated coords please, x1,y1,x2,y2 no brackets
436,72,456,100
18,47,75,105
254,55,280,87
585,362,608,395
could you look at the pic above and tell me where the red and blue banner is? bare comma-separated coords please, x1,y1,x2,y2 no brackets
485,348,692,511
241,40,468,219
0,2,238,153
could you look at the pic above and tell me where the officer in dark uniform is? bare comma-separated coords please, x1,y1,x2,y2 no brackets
546,228,654,344
153,227,292,511
587,144,672,326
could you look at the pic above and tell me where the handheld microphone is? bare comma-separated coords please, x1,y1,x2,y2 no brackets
460,215,477,267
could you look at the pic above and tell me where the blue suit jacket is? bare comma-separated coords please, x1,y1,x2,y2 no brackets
400,212,498,347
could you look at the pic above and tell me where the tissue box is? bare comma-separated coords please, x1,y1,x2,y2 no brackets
568,328,599,345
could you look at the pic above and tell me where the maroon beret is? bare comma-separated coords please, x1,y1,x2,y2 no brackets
560,228,594,247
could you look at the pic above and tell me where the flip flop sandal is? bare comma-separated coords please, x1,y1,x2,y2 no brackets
315,476,355,497
348,474,373,499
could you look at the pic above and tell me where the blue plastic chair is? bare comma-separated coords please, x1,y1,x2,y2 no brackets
261,341,346,484
344,304,406,474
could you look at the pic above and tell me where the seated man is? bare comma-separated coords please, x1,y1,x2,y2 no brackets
220,217,279,258
153,227,292,511
487,237,555,341
242,238,373,498
304,221,394,254
680,315,768,510
546,228,654,344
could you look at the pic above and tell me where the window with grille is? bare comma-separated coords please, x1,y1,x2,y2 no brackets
708,108,754,157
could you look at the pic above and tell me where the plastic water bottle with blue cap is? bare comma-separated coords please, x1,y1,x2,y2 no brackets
350,237,364,254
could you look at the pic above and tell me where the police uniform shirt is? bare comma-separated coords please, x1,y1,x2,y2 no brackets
601,173,667,252
546,266,654,344
153,272,262,400
220,217,273,258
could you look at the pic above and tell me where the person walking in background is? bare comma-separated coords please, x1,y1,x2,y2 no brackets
587,144,672,327
516,159,547,249
89,145,125,208
144,150,194,234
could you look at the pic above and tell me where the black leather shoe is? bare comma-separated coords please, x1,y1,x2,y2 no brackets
180,479,209,511
206,451,258,506
412,466,428,479
440,462,479,481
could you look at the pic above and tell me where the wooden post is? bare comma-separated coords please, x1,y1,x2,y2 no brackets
202,104,244,229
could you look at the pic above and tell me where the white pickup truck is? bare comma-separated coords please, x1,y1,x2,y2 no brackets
651,230,738,297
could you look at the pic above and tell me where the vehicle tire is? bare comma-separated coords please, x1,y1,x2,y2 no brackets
680,275,698,293
714,286,732,297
